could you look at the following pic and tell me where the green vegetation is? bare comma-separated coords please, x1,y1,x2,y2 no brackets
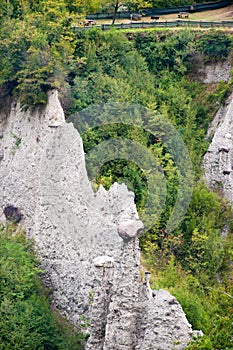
0,1,233,349
0,223,85,350
143,182,233,349
68,28,233,349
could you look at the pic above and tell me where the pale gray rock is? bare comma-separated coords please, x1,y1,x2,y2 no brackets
0,90,200,350
137,289,195,350
102,238,140,350
93,256,115,268
198,60,231,84
87,256,115,350
0,90,134,325
117,219,144,242
204,93,233,202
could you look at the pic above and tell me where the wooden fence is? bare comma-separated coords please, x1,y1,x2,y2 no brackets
75,20,233,31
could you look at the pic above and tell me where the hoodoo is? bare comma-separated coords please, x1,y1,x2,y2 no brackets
0,91,201,349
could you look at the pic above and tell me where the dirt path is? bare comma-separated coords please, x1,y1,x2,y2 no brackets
97,5,233,24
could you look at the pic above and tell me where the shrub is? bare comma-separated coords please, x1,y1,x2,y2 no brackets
0,224,84,350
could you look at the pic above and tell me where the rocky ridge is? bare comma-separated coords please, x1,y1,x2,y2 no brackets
204,92,233,201
198,59,232,84
0,91,200,349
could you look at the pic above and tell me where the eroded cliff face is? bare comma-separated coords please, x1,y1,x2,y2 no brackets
0,91,199,349
204,93,233,201
197,59,232,84
0,90,132,324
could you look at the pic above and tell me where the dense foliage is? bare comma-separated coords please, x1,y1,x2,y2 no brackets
68,28,233,349
0,1,233,348
0,224,85,350
0,0,217,19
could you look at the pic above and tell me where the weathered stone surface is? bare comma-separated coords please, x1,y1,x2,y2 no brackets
204,93,233,201
102,238,140,350
0,90,200,349
3,204,22,223
197,60,231,84
117,219,144,242
93,255,115,268
137,289,196,350
0,90,133,325
87,256,115,349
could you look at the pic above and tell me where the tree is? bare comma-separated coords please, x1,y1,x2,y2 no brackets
103,0,151,24
96,0,121,24
112,0,120,24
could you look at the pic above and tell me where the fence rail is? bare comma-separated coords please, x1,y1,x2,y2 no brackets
74,20,233,31
86,0,232,20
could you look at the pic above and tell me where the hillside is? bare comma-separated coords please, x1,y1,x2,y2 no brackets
0,1,233,349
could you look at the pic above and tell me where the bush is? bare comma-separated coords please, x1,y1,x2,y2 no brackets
0,224,84,350
196,32,233,62
186,336,214,350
